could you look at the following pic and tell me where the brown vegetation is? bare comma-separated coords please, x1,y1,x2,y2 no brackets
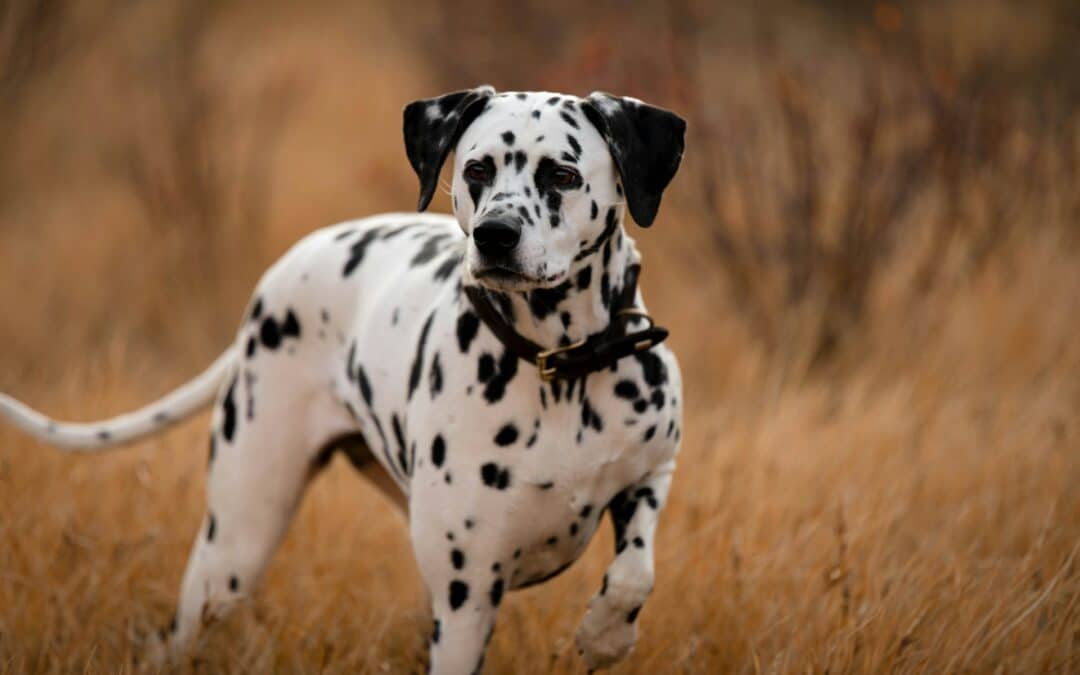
0,1,1077,672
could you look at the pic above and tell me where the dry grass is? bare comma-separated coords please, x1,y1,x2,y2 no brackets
1,1,1078,673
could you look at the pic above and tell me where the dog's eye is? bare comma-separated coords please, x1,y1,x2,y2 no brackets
551,166,581,189
464,160,493,184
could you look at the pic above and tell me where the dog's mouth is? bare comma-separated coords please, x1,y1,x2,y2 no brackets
472,265,540,290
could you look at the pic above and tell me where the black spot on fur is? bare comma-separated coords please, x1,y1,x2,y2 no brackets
615,380,640,400
480,462,511,490
457,311,480,353
229,575,239,592
451,549,465,570
528,281,571,320
635,486,659,509
567,134,582,158
282,310,301,338
245,336,256,358
357,365,373,406
581,398,603,432
494,424,519,447
643,425,657,441
250,297,263,321
483,348,519,404
651,389,666,409
560,111,579,128
590,200,598,220
501,131,515,145
538,481,554,490
429,351,444,398
260,317,281,350
432,619,441,644
411,234,451,267
580,504,593,518
477,353,495,382
627,606,641,623
431,435,446,468
574,207,620,262
222,376,238,442
392,413,409,476
449,581,469,610
434,250,461,281
206,513,216,541
576,265,592,290
609,489,639,552
342,228,383,277
489,578,504,607
633,536,645,548
346,342,357,381
408,312,436,400
634,351,668,387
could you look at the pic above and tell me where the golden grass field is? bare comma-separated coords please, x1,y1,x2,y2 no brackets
0,1,1077,672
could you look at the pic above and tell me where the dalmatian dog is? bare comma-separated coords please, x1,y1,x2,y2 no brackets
0,86,685,674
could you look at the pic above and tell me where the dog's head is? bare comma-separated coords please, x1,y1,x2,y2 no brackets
403,87,686,291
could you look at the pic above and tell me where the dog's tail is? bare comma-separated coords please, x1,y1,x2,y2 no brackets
0,347,236,451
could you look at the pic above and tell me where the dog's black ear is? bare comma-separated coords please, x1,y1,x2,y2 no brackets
582,93,686,227
403,86,495,211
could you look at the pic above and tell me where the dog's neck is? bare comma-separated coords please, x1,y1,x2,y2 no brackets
466,223,640,350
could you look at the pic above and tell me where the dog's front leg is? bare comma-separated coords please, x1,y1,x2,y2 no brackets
426,593,498,675
576,461,674,671
411,510,501,675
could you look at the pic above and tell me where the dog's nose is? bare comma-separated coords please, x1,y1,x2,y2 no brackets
472,218,521,257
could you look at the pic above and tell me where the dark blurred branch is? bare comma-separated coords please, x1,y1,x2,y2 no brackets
665,2,1061,372
0,0,66,105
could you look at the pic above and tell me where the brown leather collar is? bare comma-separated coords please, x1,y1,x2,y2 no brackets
464,264,669,381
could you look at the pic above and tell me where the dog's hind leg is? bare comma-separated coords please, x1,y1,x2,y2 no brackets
160,361,357,660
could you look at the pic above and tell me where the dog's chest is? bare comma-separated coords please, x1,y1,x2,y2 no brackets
403,315,680,579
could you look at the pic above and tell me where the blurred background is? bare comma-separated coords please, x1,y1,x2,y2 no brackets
0,1,1077,672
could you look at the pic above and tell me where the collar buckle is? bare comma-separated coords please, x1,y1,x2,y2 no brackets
535,337,587,382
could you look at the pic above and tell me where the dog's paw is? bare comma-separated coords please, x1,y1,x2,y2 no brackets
574,599,639,671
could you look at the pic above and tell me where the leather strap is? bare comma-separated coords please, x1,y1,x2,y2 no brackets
464,264,669,381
